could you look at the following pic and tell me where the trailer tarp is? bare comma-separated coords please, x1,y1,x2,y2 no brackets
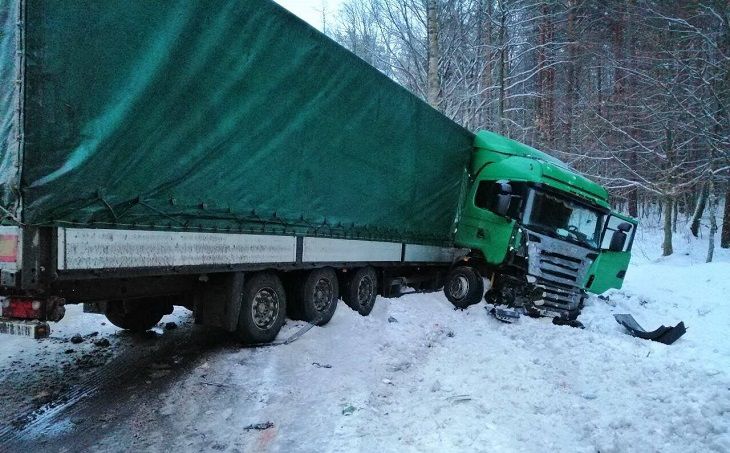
0,0,21,220
0,0,473,245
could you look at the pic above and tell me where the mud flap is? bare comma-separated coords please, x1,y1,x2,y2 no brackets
613,314,686,345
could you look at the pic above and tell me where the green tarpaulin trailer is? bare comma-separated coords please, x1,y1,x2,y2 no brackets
0,0,476,342
1,0,473,246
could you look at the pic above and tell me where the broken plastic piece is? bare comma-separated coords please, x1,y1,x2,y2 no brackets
613,314,686,345
490,306,521,323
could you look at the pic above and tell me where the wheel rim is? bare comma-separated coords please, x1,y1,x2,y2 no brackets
449,275,469,300
251,287,280,329
312,278,334,312
357,276,375,308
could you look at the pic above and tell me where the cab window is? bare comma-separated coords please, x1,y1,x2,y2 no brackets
601,216,636,252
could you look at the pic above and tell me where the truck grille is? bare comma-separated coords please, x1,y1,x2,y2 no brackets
526,233,595,318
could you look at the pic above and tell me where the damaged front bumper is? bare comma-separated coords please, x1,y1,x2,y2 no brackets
488,230,597,320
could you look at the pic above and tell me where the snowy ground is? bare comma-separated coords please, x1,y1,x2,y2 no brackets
0,219,728,452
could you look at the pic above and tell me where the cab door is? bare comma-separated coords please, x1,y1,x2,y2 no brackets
586,212,638,294
455,179,518,266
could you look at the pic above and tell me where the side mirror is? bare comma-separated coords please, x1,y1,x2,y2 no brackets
493,181,512,217
609,231,627,252
494,194,511,216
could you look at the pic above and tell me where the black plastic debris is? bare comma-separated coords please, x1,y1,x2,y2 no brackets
614,313,686,345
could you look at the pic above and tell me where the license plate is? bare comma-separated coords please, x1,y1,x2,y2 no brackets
0,319,50,339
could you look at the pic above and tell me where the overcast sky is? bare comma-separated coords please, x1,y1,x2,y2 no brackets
274,0,343,30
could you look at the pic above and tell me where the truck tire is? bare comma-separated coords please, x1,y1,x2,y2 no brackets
105,299,166,332
237,272,287,344
444,266,484,309
298,268,339,326
343,266,378,316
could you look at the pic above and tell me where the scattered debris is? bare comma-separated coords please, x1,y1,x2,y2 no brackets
387,316,399,323
447,394,472,404
140,330,160,340
446,330,455,338
244,421,275,430
70,334,84,344
75,353,104,369
552,318,585,329
312,362,332,369
94,338,111,348
489,306,521,323
614,314,686,345
164,322,178,330
242,323,314,348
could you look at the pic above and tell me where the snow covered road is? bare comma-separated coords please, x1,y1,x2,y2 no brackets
0,231,728,452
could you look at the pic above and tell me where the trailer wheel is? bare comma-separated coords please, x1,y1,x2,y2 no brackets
343,266,378,316
105,300,166,332
298,268,339,326
444,266,484,309
237,272,287,344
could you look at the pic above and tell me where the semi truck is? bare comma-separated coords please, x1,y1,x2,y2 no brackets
0,0,636,343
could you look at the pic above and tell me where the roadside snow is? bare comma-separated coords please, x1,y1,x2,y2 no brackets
1,219,728,452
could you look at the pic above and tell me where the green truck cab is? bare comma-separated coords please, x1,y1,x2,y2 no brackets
452,131,637,319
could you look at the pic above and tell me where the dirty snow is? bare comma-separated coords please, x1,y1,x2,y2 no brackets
0,217,728,452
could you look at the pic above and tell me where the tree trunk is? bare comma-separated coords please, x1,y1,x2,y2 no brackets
478,0,493,128
628,188,638,218
497,1,507,134
721,187,730,248
707,178,717,262
426,0,441,109
563,0,577,150
662,195,673,256
690,183,708,237
536,2,555,146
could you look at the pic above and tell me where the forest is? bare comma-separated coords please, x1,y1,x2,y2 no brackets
327,0,729,261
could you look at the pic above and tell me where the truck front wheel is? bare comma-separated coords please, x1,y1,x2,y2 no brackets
444,266,484,309
298,268,339,326
237,272,287,344
343,266,378,316
105,299,168,332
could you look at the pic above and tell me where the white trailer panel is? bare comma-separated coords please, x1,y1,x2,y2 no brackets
302,237,401,263
58,228,297,270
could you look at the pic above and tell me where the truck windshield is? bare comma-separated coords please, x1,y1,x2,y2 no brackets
522,189,605,249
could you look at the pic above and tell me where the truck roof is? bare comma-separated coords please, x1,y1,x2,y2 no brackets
473,130,610,208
